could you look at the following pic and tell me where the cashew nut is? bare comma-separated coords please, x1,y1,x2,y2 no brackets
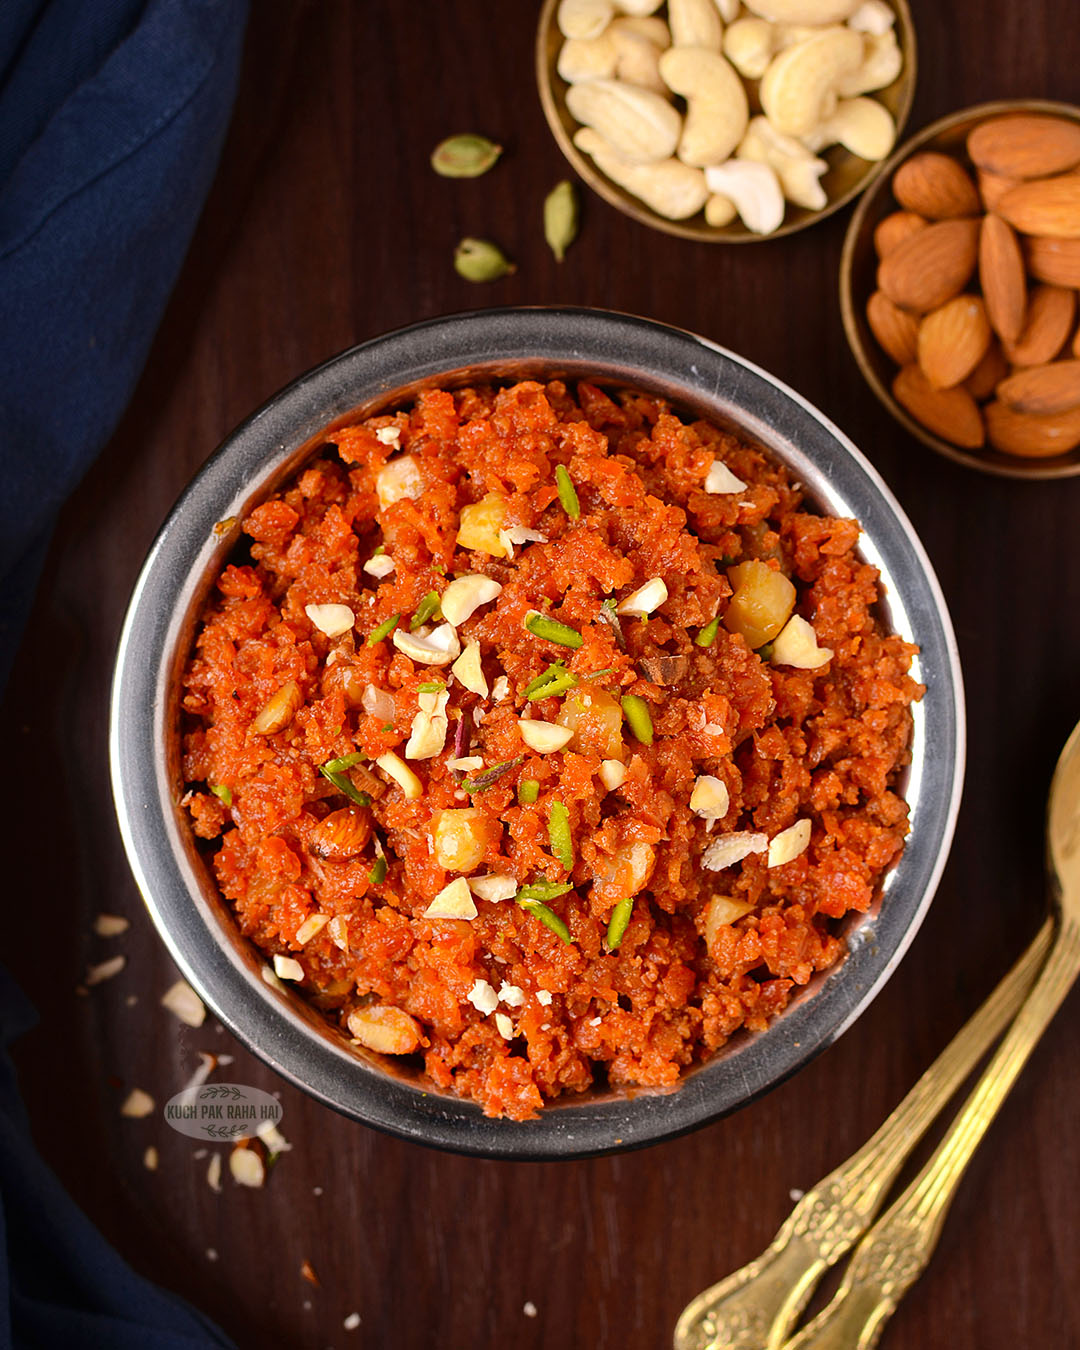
737,116,828,209
743,0,858,21
566,78,682,162
612,0,664,13
836,29,901,95
847,0,895,34
609,24,666,92
805,95,895,160
759,27,864,137
714,0,741,19
558,32,619,83
722,18,776,79
668,0,724,51
704,159,786,233
705,193,737,226
658,47,748,167
575,127,710,217
611,14,669,44
557,0,615,40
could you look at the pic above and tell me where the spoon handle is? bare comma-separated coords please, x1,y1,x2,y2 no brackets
673,917,1053,1350
784,915,1080,1350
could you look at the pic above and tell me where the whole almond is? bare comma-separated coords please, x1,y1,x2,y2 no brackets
1005,284,1076,366
310,806,371,861
996,359,1080,415
984,399,1080,457
979,213,1027,344
874,211,928,259
965,341,1010,401
978,170,1021,212
1024,235,1080,287
867,290,920,364
996,173,1080,239
917,295,992,389
893,152,980,219
878,218,979,313
893,365,985,448
968,114,1080,180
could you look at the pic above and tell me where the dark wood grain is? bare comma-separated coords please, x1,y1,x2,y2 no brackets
3,2,1079,1347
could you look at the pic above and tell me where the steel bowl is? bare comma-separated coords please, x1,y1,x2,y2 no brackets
535,0,917,243
841,98,1080,480
110,308,964,1159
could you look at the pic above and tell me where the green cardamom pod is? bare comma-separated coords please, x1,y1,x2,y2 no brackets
431,134,502,178
454,237,516,283
544,179,579,262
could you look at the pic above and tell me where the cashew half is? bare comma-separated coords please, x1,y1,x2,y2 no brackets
759,26,864,137
805,96,895,160
558,33,619,83
668,0,724,50
847,0,895,34
658,47,748,167
836,29,901,95
737,116,828,209
723,18,827,79
609,24,666,92
611,14,670,44
575,127,710,218
704,159,786,233
558,0,615,39
744,0,858,20
566,78,682,162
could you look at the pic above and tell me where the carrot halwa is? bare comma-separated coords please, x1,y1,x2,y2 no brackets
180,379,922,1121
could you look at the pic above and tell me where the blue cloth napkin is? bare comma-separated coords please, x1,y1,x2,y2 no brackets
1,1,247,1345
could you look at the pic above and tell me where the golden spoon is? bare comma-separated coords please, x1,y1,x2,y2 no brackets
675,717,1080,1350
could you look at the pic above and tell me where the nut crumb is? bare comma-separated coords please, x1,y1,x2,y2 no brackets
523,1302,538,1318
94,913,130,937
86,955,126,986
120,1088,154,1118
344,1313,361,1331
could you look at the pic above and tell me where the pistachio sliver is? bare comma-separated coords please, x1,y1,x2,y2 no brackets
621,693,654,745
409,590,442,631
695,616,721,648
548,801,573,871
519,899,572,945
606,896,634,951
518,779,540,805
454,237,516,283
524,611,583,649
431,134,502,179
556,464,581,520
544,179,579,263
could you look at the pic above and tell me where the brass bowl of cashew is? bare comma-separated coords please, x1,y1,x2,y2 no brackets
536,0,917,243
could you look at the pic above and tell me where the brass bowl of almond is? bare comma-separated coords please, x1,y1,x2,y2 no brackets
841,99,1080,479
536,0,917,243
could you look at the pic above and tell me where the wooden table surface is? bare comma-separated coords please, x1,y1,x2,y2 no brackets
4,2,1079,1347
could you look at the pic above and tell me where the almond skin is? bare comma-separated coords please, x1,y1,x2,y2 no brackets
979,213,1027,344
965,341,1010,401
917,295,992,389
996,173,1080,239
893,152,980,219
893,365,985,448
877,218,979,313
984,399,1080,457
873,210,928,259
978,170,1021,212
996,359,1080,415
1024,235,1080,287
968,114,1080,180
1005,284,1076,366
310,806,372,861
866,290,919,365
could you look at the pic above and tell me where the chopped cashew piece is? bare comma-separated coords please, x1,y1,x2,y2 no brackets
469,874,519,902
690,774,730,819
702,831,768,871
376,751,423,800
557,0,615,39
668,0,723,50
499,982,527,1008
457,494,511,557
566,79,682,164
759,27,864,137
705,193,737,227
599,758,627,790
86,955,126,985
347,1005,422,1054
737,116,828,210
161,979,206,1027
363,554,395,579
494,1012,515,1040
423,877,478,920
836,29,902,96
704,894,756,948
94,913,129,937
405,703,449,760
376,455,423,509
451,640,489,697
440,574,503,627
768,818,812,867
468,978,499,1014
704,160,785,234
518,719,575,753
617,576,668,618
704,457,748,493
447,755,484,773
744,0,858,20
657,48,748,168
392,623,461,666
574,128,710,219
536,988,554,1006
120,1088,155,1118
362,683,395,720
806,96,896,160
847,0,894,34
295,913,330,945
771,613,834,668
229,1147,265,1189
558,32,619,83
273,954,304,982
374,426,401,448
304,603,355,638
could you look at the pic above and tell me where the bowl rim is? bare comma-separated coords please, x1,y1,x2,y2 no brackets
840,97,1080,480
535,0,918,244
109,306,965,1159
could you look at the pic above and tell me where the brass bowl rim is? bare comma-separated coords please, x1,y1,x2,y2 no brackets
840,97,1080,481
535,0,918,244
